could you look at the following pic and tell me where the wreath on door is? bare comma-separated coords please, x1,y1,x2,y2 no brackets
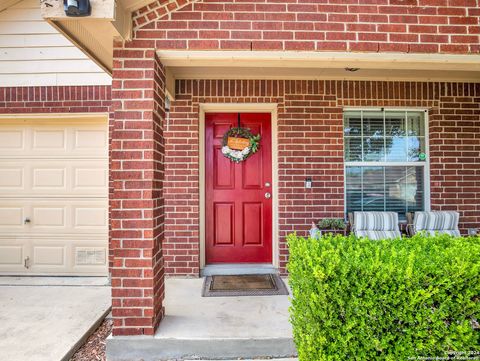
221,127,261,163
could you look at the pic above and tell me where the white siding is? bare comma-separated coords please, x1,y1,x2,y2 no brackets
0,0,111,87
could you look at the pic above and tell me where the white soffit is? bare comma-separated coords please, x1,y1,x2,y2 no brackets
0,0,22,12
159,51,480,82
169,67,480,82
158,51,480,71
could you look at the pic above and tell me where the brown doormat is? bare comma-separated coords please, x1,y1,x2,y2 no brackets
202,274,289,297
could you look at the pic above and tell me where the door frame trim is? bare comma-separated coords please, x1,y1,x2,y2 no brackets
199,103,279,270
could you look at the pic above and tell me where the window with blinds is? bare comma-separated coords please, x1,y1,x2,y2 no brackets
344,110,428,220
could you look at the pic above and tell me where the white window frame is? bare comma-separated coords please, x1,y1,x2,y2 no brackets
343,107,431,217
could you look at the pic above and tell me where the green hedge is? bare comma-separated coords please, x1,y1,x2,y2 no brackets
287,233,480,360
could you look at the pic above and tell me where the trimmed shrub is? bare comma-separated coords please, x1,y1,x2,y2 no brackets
287,233,480,360
317,218,346,230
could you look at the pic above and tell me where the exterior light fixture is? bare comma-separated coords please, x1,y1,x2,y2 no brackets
345,67,360,72
165,96,171,131
165,96,171,113
305,177,312,189
64,0,91,17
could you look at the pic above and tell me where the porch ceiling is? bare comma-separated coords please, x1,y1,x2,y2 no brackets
169,66,480,83
161,51,480,83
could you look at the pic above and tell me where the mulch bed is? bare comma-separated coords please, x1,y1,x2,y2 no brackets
70,317,112,361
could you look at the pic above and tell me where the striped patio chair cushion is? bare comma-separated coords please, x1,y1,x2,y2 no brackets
355,230,402,240
353,212,401,240
413,211,460,237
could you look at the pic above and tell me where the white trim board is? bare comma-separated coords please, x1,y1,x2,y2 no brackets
342,108,431,217
0,113,109,120
162,50,480,83
198,103,279,270
168,67,480,83
158,51,480,71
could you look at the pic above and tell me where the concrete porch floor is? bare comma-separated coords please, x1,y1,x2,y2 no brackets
107,277,297,361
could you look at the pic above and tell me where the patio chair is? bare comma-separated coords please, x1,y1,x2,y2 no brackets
407,211,460,237
351,211,402,240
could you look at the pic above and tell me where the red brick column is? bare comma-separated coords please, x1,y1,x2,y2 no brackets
110,39,166,336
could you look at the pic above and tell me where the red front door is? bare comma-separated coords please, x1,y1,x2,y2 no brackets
205,113,272,264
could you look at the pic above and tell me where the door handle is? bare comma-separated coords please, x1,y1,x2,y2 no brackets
24,218,31,224
265,192,271,199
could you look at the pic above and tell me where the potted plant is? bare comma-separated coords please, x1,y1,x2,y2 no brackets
317,218,346,236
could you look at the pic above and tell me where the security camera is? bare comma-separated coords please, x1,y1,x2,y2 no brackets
165,96,171,113
64,0,91,17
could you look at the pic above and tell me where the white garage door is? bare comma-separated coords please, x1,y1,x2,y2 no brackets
0,117,108,275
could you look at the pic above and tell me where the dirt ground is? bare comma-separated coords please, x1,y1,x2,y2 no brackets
70,317,113,361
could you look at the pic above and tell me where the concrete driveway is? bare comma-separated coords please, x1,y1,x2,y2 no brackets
0,277,110,361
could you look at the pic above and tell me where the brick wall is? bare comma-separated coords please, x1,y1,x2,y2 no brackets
165,80,480,275
429,83,480,229
110,39,166,336
133,0,480,54
0,86,111,113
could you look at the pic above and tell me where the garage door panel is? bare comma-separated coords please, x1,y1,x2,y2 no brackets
33,167,66,188
30,199,107,234
0,206,25,228
29,239,107,275
33,129,67,150
29,239,69,273
33,245,66,266
0,201,107,235
0,162,28,194
0,238,28,273
0,160,107,197
74,207,108,228
0,167,24,188
0,117,108,276
74,129,108,150
0,246,25,265
0,122,107,158
33,206,66,228
73,164,108,192
0,128,25,152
